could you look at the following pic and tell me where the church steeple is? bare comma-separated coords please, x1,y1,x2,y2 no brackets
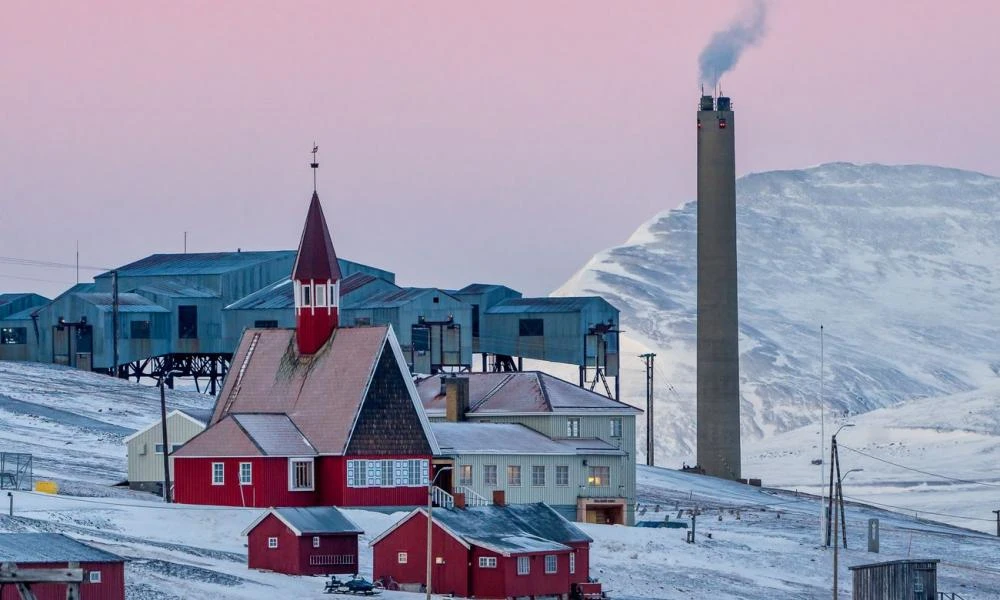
293,150,342,354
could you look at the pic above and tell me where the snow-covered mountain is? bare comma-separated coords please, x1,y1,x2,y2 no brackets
556,163,1000,460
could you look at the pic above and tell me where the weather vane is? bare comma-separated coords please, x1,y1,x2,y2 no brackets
310,143,319,192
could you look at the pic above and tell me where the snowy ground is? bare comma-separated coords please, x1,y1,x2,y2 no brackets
1,361,998,599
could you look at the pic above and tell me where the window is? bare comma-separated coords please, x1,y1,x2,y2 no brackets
129,320,151,339
531,465,545,486
154,444,184,454
380,460,393,487
348,460,366,487
483,465,498,486
545,554,557,574
178,305,198,339
587,466,610,487
459,465,473,487
346,459,427,487
567,418,581,438
212,462,224,485
610,417,623,438
556,465,569,486
268,537,278,549
507,465,522,486
88,571,101,584
397,552,408,564
412,326,430,352
301,284,312,306
289,459,314,491
518,318,544,336
570,552,576,574
0,327,27,345
313,536,321,548
254,320,278,328
354,317,371,326
517,556,530,575
471,304,480,337
239,462,252,485
315,283,327,307
478,556,497,568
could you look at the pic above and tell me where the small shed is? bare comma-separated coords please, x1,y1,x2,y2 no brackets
0,533,125,600
850,559,939,600
242,507,363,576
124,408,212,494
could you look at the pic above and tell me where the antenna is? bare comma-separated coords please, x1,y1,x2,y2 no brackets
75,241,79,284
310,143,319,192
184,231,187,254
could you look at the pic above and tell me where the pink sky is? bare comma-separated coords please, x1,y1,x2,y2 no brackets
2,0,998,297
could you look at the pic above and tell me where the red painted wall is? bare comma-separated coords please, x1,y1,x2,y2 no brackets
174,457,317,507
494,551,572,599
295,532,358,576
247,515,301,574
296,308,337,354
570,542,590,584
0,561,124,600
341,455,432,507
372,513,470,597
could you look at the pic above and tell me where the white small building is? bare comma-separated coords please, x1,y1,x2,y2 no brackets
125,409,211,493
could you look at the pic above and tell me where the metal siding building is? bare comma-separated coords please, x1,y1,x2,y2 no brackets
451,284,522,353
0,293,49,320
124,409,209,492
850,559,939,600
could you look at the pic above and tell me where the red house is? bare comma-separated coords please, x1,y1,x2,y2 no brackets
173,190,440,508
371,501,593,600
0,533,125,600
242,507,362,576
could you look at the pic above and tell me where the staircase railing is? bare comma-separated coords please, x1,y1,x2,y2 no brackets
431,486,454,508
455,486,490,506
939,593,966,600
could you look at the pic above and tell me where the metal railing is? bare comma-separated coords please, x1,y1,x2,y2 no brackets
430,486,454,508
939,593,966,600
455,486,490,506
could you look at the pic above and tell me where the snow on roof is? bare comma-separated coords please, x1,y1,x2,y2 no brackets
260,507,363,536
232,414,317,456
432,422,575,455
73,292,170,313
97,251,295,278
485,296,614,314
0,533,124,563
430,503,590,555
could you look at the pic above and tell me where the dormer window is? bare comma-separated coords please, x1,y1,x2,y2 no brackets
301,284,312,307
315,283,327,307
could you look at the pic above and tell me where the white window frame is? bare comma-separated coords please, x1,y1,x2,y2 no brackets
288,458,315,491
313,536,321,548
517,555,530,575
610,417,623,438
268,537,278,549
315,283,327,307
211,462,224,486
88,571,101,584
545,554,557,574
531,465,545,486
567,418,581,438
556,465,569,486
570,552,576,574
459,464,473,487
478,556,497,568
483,464,498,486
301,283,312,307
239,462,252,486
398,552,408,564
587,465,610,487
507,465,521,487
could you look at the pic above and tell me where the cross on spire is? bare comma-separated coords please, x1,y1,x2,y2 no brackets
310,143,319,192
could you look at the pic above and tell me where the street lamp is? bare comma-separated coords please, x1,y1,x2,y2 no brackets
426,465,452,600
832,423,854,440
158,369,183,503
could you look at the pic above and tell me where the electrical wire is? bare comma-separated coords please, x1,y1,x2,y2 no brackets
0,256,112,271
839,494,996,522
838,443,1000,488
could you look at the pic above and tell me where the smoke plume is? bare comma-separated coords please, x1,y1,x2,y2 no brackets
698,0,768,89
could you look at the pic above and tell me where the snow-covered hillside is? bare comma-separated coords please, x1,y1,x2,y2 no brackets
556,163,1000,460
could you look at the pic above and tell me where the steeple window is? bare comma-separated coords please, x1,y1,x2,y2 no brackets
301,284,312,307
315,283,327,307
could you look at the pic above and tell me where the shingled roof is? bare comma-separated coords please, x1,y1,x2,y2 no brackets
292,191,342,282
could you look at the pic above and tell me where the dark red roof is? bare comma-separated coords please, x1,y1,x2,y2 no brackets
292,192,342,282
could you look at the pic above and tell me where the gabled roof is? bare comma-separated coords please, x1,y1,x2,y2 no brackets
454,283,520,296
231,414,317,456
292,192,342,282
417,372,641,416
370,503,590,557
225,272,395,310
242,507,363,537
0,533,124,563
172,415,264,457
132,281,220,299
122,409,210,444
74,292,170,313
342,287,462,310
432,423,575,455
485,296,616,314
193,325,438,456
98,251,296,278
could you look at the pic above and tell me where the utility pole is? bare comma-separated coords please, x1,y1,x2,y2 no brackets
159,374,172,503
111,270,119,379
819,324,825,546
640,353,656,466
993,509,999,537
832,488,840,600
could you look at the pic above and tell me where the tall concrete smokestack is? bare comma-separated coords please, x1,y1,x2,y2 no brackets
696,93,741,480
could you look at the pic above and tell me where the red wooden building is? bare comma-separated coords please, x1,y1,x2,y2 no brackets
0,533,125,600
242,507,362,576
371,500,593,600
173,190,439,508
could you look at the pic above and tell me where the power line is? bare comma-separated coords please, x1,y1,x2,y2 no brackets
840,494,996,522
839,443,1000,488
0,272,76,285
0,255,112,272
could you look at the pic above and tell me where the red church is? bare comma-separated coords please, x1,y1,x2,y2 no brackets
173,190,440,508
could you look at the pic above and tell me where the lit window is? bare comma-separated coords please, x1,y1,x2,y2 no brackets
532,465,545,486
478,556,497,568
517,555,530,575
268,537,278,549
313,536,321,548
570,552,576,574
545,554,557,574
610,418,623,438
0,327,27,345
315,284,327,307
212,463,224,485
289,459,314,491
587,466,610,487
556,466,569,486
483,465,497,486
88,571,101,584
239,462,252,486
567,418,581,438
398,552,408,564
459,465,472,487
507,465,521,487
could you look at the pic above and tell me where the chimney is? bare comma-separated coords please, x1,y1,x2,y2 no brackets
492,490,505,507
445,375,469,422
453,492,466,509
